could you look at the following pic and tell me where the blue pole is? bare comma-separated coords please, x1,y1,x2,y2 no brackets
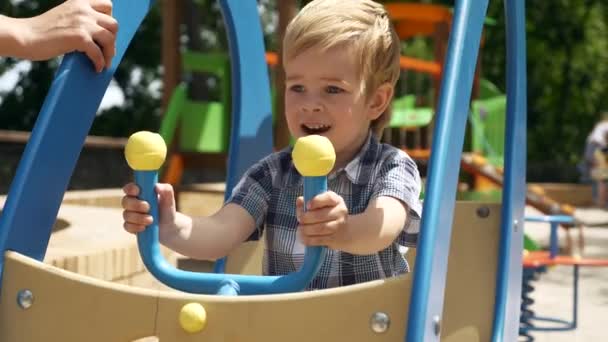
550,222,559,258
300,176,329,282
214,0,274,274
491,0,527,340
406,0,489,340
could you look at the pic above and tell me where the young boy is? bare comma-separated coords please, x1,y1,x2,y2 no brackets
122,0,422,289
0,0,117,73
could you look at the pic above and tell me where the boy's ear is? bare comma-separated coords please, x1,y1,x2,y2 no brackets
367,83,394,120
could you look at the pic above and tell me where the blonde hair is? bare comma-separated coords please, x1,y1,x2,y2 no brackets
283,0,401,137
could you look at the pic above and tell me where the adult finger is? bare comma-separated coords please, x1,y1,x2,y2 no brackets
96,11,118,35
92,27,115,69
91,0,113,15
77,32,105,72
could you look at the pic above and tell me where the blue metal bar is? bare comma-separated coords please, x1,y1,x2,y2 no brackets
573,265,579,329
214,0,274,274
491,0,527,341
520,265,579,333
0,0,154,287
524,215,575,225
550,223,559,258
406,0,489,340
134,169,326,295
300,176,329,279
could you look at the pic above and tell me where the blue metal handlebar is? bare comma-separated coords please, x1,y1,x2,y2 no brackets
135,170,326,295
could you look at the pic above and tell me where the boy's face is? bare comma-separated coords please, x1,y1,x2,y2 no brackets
284,46,390,168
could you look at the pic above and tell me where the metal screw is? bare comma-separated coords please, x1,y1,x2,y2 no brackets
370,312,390,333
476,206,490,218
17,289,34,309
433,315,441,336
513,219,519,232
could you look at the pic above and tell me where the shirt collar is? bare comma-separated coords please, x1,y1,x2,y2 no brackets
283,132,379,187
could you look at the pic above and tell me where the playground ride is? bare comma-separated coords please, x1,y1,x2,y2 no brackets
519,215,608,341
0,0,528,341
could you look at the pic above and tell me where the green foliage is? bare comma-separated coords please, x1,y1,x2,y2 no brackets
482,0,608,171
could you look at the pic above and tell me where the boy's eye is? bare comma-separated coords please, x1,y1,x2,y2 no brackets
289,84,305,93
325,85,344,94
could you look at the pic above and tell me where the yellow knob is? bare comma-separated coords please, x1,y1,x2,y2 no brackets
179,302,207,334
124,131,167,170
292,135,336,176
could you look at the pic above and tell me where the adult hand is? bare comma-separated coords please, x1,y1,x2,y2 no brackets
20,0,118,72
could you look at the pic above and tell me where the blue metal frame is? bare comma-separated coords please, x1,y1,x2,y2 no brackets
525,215,575,258
521,265,579,333
491,1,527,341
520,215,579,334
134,168,327,295
0,0,155,287
406,1,490,340
213,0,274,274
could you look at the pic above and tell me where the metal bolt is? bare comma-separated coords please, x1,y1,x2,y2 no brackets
476,206,490,218
17,289,34,309
433,315,441,336
370,312,390,333
513,219,519,232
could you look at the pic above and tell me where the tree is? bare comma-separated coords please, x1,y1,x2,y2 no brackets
481,0,608,181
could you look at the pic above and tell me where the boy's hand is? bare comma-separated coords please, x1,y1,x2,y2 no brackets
121,182,177,234
21,0,118,72
296,191,349,249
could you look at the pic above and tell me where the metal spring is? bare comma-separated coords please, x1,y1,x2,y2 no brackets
519,266,545,341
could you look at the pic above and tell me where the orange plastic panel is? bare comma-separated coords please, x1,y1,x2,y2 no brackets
399,56,442,76
385,3,453,24
265,51,278,67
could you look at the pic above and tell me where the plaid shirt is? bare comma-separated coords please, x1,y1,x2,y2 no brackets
227,133,422,289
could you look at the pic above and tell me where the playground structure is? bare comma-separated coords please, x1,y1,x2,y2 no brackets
0,0,540,341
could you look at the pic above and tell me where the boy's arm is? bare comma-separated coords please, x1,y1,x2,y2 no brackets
160,203,257,261
337,196,408,255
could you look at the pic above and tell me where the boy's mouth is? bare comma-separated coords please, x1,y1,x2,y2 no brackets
301,123,331,135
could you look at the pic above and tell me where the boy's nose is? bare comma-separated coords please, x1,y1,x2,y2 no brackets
301,101,323,113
